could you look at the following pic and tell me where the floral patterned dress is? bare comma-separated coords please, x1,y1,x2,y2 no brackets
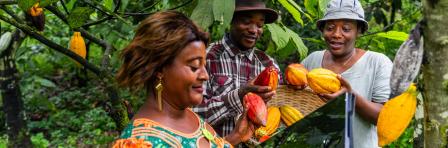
113,110,233,148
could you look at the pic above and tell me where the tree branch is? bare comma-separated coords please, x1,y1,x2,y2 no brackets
60,0,70,15
120,0,193,16
0,5,24,24
169,0,193,10
0,14,102,76
0,0,16,5
82,16,113,28
1,5,128,131
138,0,162,13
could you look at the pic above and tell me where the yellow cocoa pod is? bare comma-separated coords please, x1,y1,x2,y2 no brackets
69,32,87,65
285,63,308,87
255,106,281,138
279,105,303,126
377,84,417,147
307,68,341,94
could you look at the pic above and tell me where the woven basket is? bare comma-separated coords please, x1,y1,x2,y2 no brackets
267,85,325,116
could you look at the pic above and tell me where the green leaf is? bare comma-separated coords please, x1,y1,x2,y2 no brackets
65,0,77,12
376,31,409,41
277,39,297,60
305,0,318,17
266,24,290,50
190,0,214,31
67,7,94,28
18,0,37,12
35,77,56,88
40,0,59,7
103,0,114,12
283,26,308,60
265,40,276,56
120,0,130,13
213,0,234,26
279,0,304,26
318,0,331,17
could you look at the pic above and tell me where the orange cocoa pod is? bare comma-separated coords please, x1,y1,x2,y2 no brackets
244,93,267,126
254,66,279,90
285,63,308,87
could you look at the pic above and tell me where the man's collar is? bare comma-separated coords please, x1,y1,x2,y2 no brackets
223,34,254,59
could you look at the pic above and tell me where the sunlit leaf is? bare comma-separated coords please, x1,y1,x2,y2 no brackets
266,24,289,50
103,0,114,12
376,31,409,41
305,0,318,17
318,0,331,17
190,0,214,31
278,0,303,26
68,7,94,28
213,0,234,27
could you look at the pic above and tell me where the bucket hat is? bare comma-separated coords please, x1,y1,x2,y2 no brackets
234,0,278,24
316,0,368,33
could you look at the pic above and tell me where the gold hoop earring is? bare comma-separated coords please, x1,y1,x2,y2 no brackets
155,78,163,111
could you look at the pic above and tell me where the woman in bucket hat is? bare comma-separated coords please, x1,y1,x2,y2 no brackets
193,0,281,139
301,0,392,147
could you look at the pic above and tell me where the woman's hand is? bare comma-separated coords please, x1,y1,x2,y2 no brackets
318,75,352,102
225,109,256,145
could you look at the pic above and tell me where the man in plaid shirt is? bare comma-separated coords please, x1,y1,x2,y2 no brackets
193,0,281,137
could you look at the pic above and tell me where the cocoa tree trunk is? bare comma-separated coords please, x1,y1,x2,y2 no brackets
422,0,448,147
0,30,31,147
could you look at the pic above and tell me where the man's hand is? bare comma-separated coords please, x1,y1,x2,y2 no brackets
318,75,352,102
238,79,276,102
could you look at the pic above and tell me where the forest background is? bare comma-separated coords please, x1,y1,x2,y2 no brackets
0,0,426,147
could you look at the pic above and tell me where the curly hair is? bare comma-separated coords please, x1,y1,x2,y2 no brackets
116,11,209,93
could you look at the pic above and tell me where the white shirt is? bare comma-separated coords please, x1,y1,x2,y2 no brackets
301,50,393,148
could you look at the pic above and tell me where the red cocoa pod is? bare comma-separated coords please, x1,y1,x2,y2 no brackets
244,93,267,126
259,135,270,143
254,66,279,90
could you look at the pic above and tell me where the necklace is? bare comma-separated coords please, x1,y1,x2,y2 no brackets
342,49,356,66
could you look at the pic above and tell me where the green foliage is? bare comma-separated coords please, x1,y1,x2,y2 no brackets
190,0,214,31
212,0,234,27
376,31,409,41
31,133,50,148
18,0,36,12
0,135,6,148
384,120,415,148
278,0,305,26
265,23,308,61
1,0,423,147
68,7,95,28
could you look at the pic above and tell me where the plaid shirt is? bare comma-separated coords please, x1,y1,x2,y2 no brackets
192,34,281,136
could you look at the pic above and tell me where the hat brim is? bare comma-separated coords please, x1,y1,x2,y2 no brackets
234,8,278,24
316,11,368,33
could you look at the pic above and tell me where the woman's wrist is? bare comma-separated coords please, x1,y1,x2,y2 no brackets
224,131,242,146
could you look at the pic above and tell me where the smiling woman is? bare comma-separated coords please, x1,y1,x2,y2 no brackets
300,0,393,148
112,11,255,148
